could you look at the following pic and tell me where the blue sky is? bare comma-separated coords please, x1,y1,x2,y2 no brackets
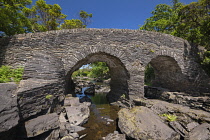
32,0,197,29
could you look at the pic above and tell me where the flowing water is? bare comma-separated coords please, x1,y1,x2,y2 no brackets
77,92,120,140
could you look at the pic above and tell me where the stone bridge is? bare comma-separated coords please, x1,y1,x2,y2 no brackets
0,28,209,103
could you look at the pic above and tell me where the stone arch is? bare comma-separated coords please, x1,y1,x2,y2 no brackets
65,52,130,103
145,55,189,91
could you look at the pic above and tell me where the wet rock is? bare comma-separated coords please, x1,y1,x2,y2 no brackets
25,113,59,137
188,123,210,140
79,134,87,139
104,133,126,140
65,104,90,126
107,118,114,122
118,106,180,140
0,83,19,133
69,132,79,139
60,135,76,140
103,78,111,84
133,98,148,106
95,86,110,93
84,87,95,95
79,96,92,103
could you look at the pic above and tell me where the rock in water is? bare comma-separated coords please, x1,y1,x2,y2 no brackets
65,104,90,126
104,133,126,140
118,106,180,140
84,87,95,95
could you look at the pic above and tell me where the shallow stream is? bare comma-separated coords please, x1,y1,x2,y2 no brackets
77,92,120,140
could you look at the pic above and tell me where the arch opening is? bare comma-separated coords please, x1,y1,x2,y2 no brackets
144,55,188,95
66,52,129,103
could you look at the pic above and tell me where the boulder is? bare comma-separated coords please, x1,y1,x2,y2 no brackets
17,78,64,120
60,122,85,133
25,113,59,137
84,87,95,95
0,83,19,132
79,96,92,103
64,96,80,106
65,104,90,126
188,123,210,140
118,106,180,140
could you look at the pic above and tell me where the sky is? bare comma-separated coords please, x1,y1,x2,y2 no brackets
32,0,197,30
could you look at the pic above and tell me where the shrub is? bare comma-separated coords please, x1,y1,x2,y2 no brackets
45,94,53,99
0,65,24,83
160,113,177,122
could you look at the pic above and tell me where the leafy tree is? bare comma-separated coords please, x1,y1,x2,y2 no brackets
79,10,92,27
23,0,67,32
61,19,84,29
140,0,183,34
88,62,110,80
140,0,210,75
174,0,210,49
0,0,32,36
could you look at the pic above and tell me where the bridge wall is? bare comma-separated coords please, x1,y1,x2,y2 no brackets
0,29,209,101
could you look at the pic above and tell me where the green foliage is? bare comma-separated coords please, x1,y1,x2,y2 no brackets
61,19,84,29
160,113,177,121
72,68,91,78
79,10,93,27
201,51,210,75
140,0,183,34
88,62,110,80
144,64,155,86
150,49,155,53
0,0,93,35
174,0,210,48
0,0,33,36
120,94,126,99
45,94,53,99
140,0,210,75
0,65,24,83
23,0,67,32
72,62,110,81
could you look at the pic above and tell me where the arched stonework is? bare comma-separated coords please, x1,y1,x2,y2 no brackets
147,55,190,91
1,28,209,101
65,52,129,102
